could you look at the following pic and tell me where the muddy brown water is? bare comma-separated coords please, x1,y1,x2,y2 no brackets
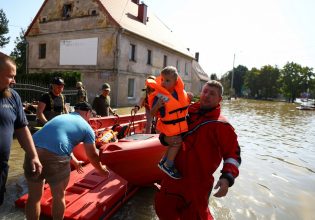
1,100,314,220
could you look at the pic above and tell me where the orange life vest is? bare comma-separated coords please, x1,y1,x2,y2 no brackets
95,130,118,148
146,76,189,136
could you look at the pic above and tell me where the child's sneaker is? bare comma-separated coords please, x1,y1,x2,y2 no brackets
158,162,182,179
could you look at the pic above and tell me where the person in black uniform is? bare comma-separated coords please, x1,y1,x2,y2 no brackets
36,77,68,125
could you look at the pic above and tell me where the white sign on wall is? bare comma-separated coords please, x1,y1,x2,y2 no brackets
60,38,98,65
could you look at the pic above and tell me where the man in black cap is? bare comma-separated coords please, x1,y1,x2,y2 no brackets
92,83,117,117
36,77,68,125
24,101,109,220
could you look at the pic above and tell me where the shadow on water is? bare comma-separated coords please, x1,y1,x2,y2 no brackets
2,100,315,219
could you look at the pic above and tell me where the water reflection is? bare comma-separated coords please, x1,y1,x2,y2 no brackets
1,99,315,220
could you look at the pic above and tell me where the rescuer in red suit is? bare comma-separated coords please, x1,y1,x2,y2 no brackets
155,80,241,220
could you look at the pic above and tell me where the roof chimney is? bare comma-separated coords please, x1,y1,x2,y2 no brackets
195,52,199,62
131,0,139,4
138,3,148,24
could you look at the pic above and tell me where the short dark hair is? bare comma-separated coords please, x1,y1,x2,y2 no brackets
74,102,92,111
0,52,15,70
205,80,224,96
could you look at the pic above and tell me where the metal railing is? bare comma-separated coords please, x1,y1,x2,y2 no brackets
13,81,78,105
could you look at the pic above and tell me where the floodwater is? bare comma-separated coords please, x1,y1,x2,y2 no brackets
1,99,314,220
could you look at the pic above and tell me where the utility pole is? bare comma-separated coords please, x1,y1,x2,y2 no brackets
230,53,235,98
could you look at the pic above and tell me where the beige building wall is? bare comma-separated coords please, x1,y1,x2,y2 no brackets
26,0,194,107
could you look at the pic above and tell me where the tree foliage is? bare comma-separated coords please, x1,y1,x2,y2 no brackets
279,62,315,102
243,67,260,98
259,65,280,99
10,29,27,74
0,9,10,48
210,73,218,80
233,65,248,97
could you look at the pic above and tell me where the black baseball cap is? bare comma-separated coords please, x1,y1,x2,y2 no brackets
52,77,65,85
74,102,92,111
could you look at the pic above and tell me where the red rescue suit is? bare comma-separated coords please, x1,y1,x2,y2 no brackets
155,102,241,220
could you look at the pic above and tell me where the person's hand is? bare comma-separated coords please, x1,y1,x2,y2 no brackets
164,135,182,147
213,178,229,197
30,157,43,177
156,97,166,109
99,165,110,176
187,92,194,102
133,105,140,113
73,160,84,174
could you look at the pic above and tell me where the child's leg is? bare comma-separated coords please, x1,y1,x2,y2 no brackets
164,144,180,168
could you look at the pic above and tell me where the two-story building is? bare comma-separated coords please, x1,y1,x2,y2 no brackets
26,0,206,106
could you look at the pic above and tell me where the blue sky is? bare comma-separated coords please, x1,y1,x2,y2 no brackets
1,0,315,77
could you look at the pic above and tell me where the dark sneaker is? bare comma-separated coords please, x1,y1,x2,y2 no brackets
158,163,182,179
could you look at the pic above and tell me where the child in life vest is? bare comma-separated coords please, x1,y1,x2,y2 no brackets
147,66,190,179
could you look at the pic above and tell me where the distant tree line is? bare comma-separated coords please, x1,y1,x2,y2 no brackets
219,63,315,102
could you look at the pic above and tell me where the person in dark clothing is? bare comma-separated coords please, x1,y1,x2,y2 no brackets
76,81,88,103
92,83,117,117
0,52,42,206
36,77,68,125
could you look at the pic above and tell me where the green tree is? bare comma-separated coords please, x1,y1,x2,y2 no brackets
244,67,261,98
279,62,304,102
0,9,10,48
210,73,218,80
259,65,280,99
219,71,231,96
10,29,27,74
300,66,315,96
233,65,248,97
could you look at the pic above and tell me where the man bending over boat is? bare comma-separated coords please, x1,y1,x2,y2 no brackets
24,101,109,220
155,80,241,220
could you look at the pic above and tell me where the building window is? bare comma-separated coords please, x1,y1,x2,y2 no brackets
90,9,97,16
128,78,135,98
40,16,47,23
62,4,72,18
147,49,152,65
39,43,46,59
185,62,189,75
129,44,136,61
163,55,167,67
176,60,180,73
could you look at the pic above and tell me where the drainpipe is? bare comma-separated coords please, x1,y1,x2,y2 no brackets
114,28,123,107
26,41,29,74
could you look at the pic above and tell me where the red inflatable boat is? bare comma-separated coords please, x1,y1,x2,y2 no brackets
16,164,138,220
99,134,165,186
16,113,165,220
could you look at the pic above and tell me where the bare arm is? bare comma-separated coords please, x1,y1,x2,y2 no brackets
83,143,109,176
64,105,69,114
36,101,48,125
133,96,145,113
150,97,165,117
109,107,118,116
15,126,42,175
70,153,84,173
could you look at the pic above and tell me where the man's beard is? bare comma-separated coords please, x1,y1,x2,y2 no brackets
1,88,12,98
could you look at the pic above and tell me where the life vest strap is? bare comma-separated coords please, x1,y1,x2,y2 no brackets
168,105,189,114
161,116,186,125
